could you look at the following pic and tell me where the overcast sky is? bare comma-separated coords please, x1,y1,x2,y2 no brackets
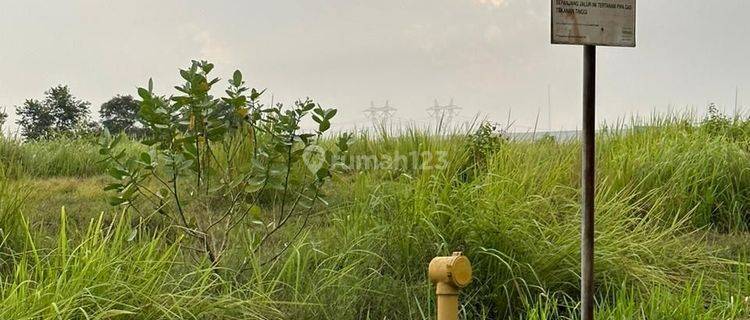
1,0,748,132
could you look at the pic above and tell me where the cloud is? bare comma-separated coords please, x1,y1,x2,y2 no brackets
483,24,504,43
475,0,507,8
192,30,232,64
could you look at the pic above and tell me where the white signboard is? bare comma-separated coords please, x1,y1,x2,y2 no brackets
551,0,635,47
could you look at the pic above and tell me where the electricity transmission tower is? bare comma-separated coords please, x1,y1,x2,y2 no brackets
363,100,397,127
427,98,461,128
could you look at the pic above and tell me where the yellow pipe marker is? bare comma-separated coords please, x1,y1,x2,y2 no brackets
429,252,472,320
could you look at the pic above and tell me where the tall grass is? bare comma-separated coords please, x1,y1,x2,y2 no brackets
0,169,27,271
1,114,750,318
602,120,750,231
0,207,282,319
313,115,750,318
0,136,142,178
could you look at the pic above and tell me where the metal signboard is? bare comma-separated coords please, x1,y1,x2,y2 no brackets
551,1,636,320
551,0,636,47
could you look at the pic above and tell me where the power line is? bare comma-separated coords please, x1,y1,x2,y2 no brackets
363,100,397,126
426,98,461,128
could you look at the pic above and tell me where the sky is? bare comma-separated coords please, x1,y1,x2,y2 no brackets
1,0,748,133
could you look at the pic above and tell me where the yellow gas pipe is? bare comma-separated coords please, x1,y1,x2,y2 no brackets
429,252,472,320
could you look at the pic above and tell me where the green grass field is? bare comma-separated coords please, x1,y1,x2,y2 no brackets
2,115,750,319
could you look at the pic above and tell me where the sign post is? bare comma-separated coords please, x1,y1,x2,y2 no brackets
581,44,596,320
551,1,635,319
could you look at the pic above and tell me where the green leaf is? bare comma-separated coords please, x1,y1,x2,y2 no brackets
121,183,138,199
249,205,261,219
104,183,123,191
325,108,338,119
250,88,265,100
137,87,150,100
233,70,242,86
109,134,123,149
316,167,331,180
319,120,330,132
108,168,128,180
139,152,151,164
108,196,128,206
180,69,191,81
182,142,197,159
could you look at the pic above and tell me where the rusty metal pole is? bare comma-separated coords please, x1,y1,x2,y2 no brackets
581,44,596,320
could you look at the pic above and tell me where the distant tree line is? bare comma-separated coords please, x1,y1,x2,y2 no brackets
0,85,142,140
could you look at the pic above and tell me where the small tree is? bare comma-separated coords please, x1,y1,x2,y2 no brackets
16,99,55,140
46,85,90,132
99,60,349,271
99,95,140,134
15,85,91,140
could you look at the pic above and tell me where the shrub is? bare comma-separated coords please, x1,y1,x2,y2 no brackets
100,60,349,270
